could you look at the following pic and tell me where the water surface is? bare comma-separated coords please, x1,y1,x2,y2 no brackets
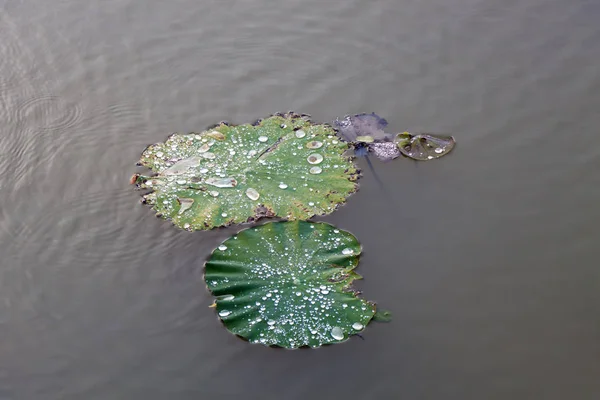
1,0,600,399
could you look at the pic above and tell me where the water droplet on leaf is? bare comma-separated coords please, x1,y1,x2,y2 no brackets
306,141,323,149
352,322,364,330
246,188,260,201
207,131,225,140
331,327,344,340
205,177,237,188
219,310,232,317
178,198,194,215
309,166,322,174
307,153,323,164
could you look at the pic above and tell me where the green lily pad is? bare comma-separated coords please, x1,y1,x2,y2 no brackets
395,132,456,161
204,221,377,348
132,113,360,230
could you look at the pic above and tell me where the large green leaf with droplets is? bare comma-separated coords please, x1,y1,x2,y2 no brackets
204,221,377,348
132,113,359,230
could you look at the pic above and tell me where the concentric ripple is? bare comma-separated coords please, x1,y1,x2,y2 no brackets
15,95,84,132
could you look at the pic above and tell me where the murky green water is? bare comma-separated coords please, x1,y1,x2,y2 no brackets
1,0,600,398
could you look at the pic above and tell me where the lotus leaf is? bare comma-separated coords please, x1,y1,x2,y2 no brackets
204,221,377,348
132,113,359,230
395,132,456,161
333,112,391,142
333,113,456,161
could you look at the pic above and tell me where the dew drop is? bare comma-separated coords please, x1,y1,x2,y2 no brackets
207,131,225,140
307,153,323,164
206,177,237,188
209,191,219,197
267,320,276,326
218,245,227,251
247,149,257,157
308,202,314,206
177,198,194,215
222,295,235,300
321,289,330,295
427,156,433,159
306,141,323,149
200,168,208,174
296,292,302,296
279,183,288,189
333,229,340,233
198,143,210,153
156,151,164,157
352,322,364,330
330,327,344,340
245,188,260,201
202,152,216,159
176,179,187,185
435,147,444,154
219,310,232,317
258,136,268,142
222,213,228,217
295,130,306,138
342,303,348,308
342,248,354,255
309,166,322,174
183,223,190,229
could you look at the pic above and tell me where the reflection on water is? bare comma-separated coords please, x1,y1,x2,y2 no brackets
1,0,600,398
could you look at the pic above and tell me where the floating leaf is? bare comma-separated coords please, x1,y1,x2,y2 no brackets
355,135,375,143
395,132,456,161
204,221,377,348
333,113,456,162
333,112,391,142
133,113,360,230
368,142,401,162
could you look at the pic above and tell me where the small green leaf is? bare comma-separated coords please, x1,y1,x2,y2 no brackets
373,309,392,322
395,132,456,161
204,221,377,348
356,135,375,143
132,113,360,230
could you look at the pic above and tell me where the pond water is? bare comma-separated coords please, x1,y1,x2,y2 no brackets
1,0,600,399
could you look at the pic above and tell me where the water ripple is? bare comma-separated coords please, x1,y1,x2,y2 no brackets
0,13,32,93
15,95,85,132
